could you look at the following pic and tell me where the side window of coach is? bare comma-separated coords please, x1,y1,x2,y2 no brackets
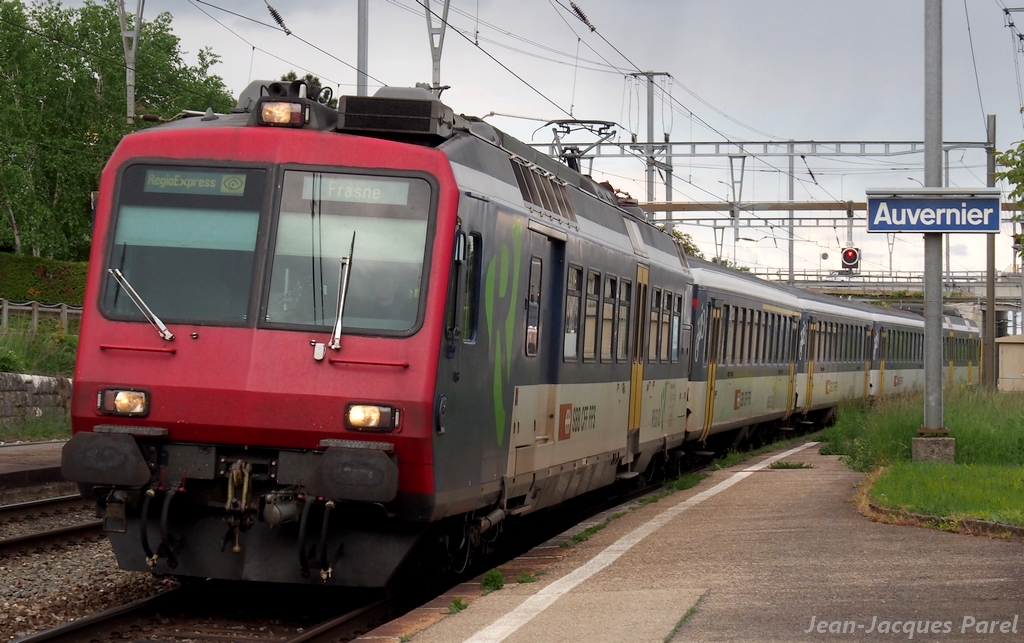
526,257,542,357
563,265,582,361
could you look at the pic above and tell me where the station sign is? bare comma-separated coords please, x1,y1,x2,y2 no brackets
866,188,1001,233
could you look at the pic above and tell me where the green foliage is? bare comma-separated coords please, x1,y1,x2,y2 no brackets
0,408,71,443
819,388,1024,471
480,568,505,592
448,598,468,614
667,227,704,259
0,0,234,261
710,257,751,272
665,472,707,492
871,462,1024,526
0,320,78,377
768,461,814,469
516,573,537,584
0,253,87,304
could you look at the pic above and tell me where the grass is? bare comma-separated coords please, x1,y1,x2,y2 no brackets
0,409,71,443
871,462,1024,526
0,319,78,378
822,388,1024,530
664,591,707,642
711,432,820,470
819,388,1024,471
516,573,537,584
448,598,468,614
480,569,504,592
768,461,814,469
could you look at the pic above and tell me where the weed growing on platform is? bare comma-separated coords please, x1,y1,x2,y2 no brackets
517,573,537,583
0,409,70,443
820,389,1024,470
448,598,468,614
711,433,820,470
666,472,707,491
871,462,1024,526
0,321,77,378
481,569,504,592
769,461,814,469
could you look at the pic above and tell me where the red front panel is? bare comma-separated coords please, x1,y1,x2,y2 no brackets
72,126,460,495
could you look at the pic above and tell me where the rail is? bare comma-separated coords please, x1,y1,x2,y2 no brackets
0,299,82,333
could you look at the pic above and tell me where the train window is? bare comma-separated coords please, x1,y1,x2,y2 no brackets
746,309,755,364
671,294,682,363
563,265,582,361
660,291,671,362
104,165,266,326
265,171,431,333
526,257,543,356
649,288,662,363
601,277,616,362
759,311,767,364
583,271,600,362
617,280,631,362
750,311,758,364
724,306,735,365
462,234,481,342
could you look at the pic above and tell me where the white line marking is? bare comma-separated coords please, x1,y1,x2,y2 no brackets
461,442,819,643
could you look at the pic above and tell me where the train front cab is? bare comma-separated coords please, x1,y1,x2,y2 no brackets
61,93,465,587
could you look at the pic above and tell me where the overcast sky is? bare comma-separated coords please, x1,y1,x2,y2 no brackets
110,0,1024,275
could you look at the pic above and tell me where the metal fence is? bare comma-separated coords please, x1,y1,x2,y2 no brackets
0,299,82,333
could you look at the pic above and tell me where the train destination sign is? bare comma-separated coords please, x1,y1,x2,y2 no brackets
866,188,1001,233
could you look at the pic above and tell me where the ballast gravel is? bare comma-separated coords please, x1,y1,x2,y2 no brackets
0,538,177,641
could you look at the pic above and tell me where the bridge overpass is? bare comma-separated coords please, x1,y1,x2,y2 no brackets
745,269,1022,303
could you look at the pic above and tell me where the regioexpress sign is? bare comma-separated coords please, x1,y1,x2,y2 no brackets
866,188,1001,233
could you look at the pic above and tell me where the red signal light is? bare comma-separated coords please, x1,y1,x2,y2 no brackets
841,247,860,270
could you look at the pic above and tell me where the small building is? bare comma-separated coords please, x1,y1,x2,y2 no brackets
996,335,1024,392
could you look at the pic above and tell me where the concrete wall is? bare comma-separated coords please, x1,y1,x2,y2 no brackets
0,373,72,423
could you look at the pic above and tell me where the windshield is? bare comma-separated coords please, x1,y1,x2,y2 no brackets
102,165,265,325
265,171,433,333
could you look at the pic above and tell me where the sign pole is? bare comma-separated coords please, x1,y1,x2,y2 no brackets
923,0,944,433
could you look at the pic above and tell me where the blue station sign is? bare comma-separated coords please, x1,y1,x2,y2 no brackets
866,188,1001,233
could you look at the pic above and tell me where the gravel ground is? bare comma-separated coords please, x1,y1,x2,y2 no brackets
0,539,177,641
0,503,96,540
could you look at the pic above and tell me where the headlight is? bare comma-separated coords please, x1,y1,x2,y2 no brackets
98,389,149,417
346,404,398,431
259,100,304,126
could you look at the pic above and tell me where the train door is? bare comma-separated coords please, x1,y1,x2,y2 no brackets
802,319,818,414
699,301,723,442
782,315,798,421
627,264,649,463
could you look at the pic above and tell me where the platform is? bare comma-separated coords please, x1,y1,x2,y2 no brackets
0,441,65,489
363,444,1024,642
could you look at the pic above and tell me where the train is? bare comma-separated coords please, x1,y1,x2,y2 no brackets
61,79,981,587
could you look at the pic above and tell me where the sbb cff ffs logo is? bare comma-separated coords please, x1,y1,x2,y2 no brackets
841,247,860,271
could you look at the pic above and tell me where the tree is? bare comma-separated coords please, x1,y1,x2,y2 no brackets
996,143,1024,259
710,257,751,273
280,71,337,109
0,0,234,261
654,223,704,259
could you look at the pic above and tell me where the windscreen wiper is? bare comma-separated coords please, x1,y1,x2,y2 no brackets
328,233,355,351
108,268,175,341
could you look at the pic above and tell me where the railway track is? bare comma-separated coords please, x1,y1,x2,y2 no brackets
12,580,398,643
0,494,104,556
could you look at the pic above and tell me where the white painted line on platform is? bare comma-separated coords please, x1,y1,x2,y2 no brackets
461,441,819,643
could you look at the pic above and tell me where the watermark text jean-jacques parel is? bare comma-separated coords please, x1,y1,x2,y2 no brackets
805,615,1020,638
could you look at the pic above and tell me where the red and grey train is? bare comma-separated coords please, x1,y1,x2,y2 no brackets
62,80,980,587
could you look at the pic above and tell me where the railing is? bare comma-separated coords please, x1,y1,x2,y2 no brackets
747,269,1022,286
0,299,82,333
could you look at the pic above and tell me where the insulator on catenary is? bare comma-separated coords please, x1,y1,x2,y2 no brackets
265,1,292,35
570,2,596,31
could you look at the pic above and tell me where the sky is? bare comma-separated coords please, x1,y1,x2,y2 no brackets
106,0,1024,276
